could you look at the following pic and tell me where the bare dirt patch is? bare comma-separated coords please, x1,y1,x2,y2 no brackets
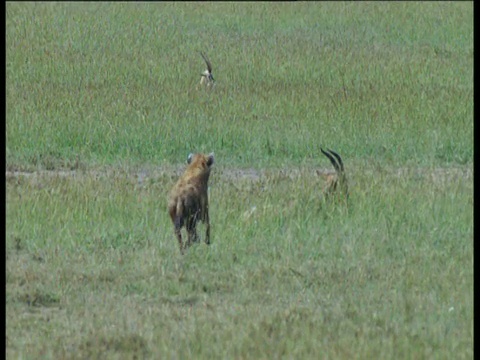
5,164,472,185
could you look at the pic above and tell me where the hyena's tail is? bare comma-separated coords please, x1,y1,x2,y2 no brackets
174,201,185,230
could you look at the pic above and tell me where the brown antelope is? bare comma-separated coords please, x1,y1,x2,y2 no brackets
199,52,215,87
320,148,349,200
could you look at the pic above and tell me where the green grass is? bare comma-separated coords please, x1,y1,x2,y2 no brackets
6,2,473,359
6,167,473,359
6,2,473,169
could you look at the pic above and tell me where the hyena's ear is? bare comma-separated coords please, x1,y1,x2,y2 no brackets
207,152,215,167
187,153,194,164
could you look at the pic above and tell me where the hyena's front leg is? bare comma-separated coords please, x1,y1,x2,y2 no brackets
200,198,211,245
204,210,210,245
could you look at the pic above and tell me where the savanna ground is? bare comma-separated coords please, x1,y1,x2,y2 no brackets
6,2,473,359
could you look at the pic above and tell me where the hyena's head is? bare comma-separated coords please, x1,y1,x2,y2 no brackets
186,152,215,177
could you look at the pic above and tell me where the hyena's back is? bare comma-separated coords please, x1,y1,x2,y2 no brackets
168,186,201,225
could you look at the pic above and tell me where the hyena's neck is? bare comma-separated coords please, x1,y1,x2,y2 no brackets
184,170,210,184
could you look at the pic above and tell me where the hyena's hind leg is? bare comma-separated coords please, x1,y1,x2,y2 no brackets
185,212,200,248
169,201,185,254
173,215,185,254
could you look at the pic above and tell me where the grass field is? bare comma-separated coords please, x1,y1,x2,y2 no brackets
6,2,473,359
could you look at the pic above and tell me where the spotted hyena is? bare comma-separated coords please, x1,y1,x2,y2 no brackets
168,152,214,254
